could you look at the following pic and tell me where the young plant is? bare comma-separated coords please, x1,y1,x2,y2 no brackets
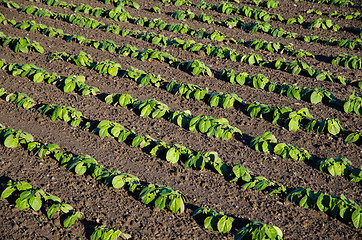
309,18,340,31
343,91,362,115
345,131,361,144
37,104,83,127
0,32,44,53
150,6,160,13
0,124,34,148
332,53,362,70
138,184,187,214
1,179,82,228
176,60,212,76
192,207,234,233
235,221,283,240
4,92,35,109
91,225,131,240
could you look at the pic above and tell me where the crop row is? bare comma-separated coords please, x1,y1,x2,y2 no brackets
306,8,362,21
1,86,361,229
0,178,130,240
0,123,284,238
0,31,44,53
170,8,361,36
2,14,361,117
37,0,362,58
292,0,356,7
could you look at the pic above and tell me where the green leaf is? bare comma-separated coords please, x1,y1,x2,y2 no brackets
63,212,81,228
47,204,60,219
310,91,323,104
90,227,103,240
352,209,362,229
33,72,44,83
166,147,180,163
198,119,211,133
1,187,16,198
63,82,76,92
15,198,30,210
29,196,42,211
288,118,300,131
345,132,360,143
60,204,74,214
204,216,215,230
74,162,87,175
4,135,19,148
154,195,167,209
217,215,233,233
327,120,341,135
112,175,125,189
169,197,181,214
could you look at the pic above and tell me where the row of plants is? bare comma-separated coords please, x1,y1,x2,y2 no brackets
170,9,295,37
306,8,362,21
0,31,44,53
219,68,362,115
0,58,99,96
175,8,354,36
0,177,132,239
250,132,361,182
165,0,359,36
4,0,361,89
251,0,279,8
332,53,362,70
19,1,361,86
0,88,35,109
99,0,140,9
1,38,359,139
292,0,356,7
0,122,284,238
1,94,361,229
0,179,82,228
26,87,362,182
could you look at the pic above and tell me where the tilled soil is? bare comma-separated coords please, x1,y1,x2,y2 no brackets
0,0,361,239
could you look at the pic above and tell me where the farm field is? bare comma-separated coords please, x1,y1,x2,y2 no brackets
0,0,361,239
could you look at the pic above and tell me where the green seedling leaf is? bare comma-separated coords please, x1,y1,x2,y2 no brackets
15,198,30,210
217,215,233,233
112,175,125,189
352,209,362,229
63,211,82,228
166,147,180,163
4,135,19,148
29,196,42,211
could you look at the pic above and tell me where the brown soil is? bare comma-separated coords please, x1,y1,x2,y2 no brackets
0,0,361,239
